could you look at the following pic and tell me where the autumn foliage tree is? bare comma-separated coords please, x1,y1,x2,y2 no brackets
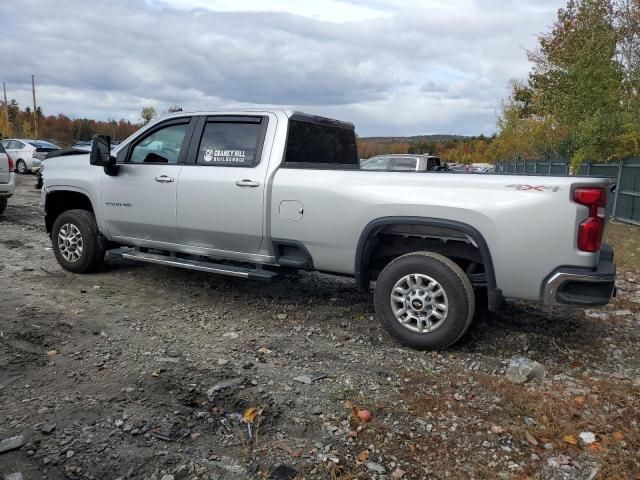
493,0,640,164
0,100,141,146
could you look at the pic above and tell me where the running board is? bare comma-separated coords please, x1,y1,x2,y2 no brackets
109,248,278,281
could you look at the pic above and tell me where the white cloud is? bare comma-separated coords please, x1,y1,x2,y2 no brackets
0,0,564,136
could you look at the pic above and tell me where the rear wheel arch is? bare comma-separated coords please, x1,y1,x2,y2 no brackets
355,216,503,310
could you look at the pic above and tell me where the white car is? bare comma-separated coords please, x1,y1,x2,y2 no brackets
0,139,60,174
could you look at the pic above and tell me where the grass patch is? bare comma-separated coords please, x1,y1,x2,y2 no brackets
605,221,640,272
482,374,639,480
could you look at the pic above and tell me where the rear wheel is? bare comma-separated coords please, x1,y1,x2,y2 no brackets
51,209,105,273
0,198,7,215
374,252,475,349
16,160,27,174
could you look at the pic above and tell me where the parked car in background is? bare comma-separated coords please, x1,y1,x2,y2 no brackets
1,139,60,174
72,141,93,152
0,142,16,215
361,154,445,172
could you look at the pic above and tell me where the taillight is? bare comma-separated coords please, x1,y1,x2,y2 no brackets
7,153,14,172
573,187,606,252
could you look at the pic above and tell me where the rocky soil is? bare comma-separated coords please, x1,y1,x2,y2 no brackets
1,175,639,480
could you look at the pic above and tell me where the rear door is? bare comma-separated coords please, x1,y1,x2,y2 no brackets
0,142,9,183
176,115,270,253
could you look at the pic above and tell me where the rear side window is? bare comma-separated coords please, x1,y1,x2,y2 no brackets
0,142,5,154
197,121,262,167
284,119,359,169
392,158,417,171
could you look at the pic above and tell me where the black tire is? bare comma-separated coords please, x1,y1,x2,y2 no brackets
51,209,106,273
374,252,475,349
16,159,27,174
0,198,7,215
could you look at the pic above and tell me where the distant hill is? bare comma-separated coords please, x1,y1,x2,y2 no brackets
360,134,471,143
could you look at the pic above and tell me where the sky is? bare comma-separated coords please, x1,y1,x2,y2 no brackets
0,0,564,136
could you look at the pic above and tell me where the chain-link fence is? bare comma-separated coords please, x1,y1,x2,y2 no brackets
494,158,640,225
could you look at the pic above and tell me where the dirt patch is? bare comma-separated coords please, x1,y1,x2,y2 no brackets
1,175,639,480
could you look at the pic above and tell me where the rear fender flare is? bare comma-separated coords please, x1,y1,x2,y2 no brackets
354,216,503,310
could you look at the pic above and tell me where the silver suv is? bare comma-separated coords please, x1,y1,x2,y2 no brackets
0,142,16,214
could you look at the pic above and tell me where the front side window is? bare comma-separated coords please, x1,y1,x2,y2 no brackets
392,157,418,171
197,121,262,167
361,156,391,170
284,119,359,168
129,123,188,164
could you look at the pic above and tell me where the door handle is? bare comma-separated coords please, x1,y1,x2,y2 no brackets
235,179,260,188
155,175,175,183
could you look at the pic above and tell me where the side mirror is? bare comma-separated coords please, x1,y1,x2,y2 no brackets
90,134,118,175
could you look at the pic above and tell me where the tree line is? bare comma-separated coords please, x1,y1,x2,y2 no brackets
357,136,496,164
0,102,183,146
0,99,141,146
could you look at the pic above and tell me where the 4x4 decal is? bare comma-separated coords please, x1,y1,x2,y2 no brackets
506,184,562,192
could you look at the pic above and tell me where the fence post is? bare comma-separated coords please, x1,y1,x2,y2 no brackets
548,162,552,174
534,162,537,174
612,160,623,219
586,162,591,175
565,163,569,176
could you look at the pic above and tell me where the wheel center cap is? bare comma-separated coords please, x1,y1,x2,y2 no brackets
411,299,424,310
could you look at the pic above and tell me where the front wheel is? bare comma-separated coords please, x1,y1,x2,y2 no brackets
16,160,27,174
374,252,475,349
51,209,105,273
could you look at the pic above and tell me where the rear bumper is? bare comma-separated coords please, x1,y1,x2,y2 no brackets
0,173,16,197
541,245,616,307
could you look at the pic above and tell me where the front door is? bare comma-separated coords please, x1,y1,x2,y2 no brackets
177,115,271,254
100,118,193,245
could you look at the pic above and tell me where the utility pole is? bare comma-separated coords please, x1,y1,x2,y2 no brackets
31,74,38,139
2,82,9,133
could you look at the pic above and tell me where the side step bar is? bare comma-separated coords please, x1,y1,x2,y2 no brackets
109,248,279,281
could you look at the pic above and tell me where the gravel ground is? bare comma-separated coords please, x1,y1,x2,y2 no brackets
1,175,639,480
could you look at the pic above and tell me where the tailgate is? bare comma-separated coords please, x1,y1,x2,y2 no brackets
0,146,10,183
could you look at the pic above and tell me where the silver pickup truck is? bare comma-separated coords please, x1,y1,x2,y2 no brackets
41,110,616,348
